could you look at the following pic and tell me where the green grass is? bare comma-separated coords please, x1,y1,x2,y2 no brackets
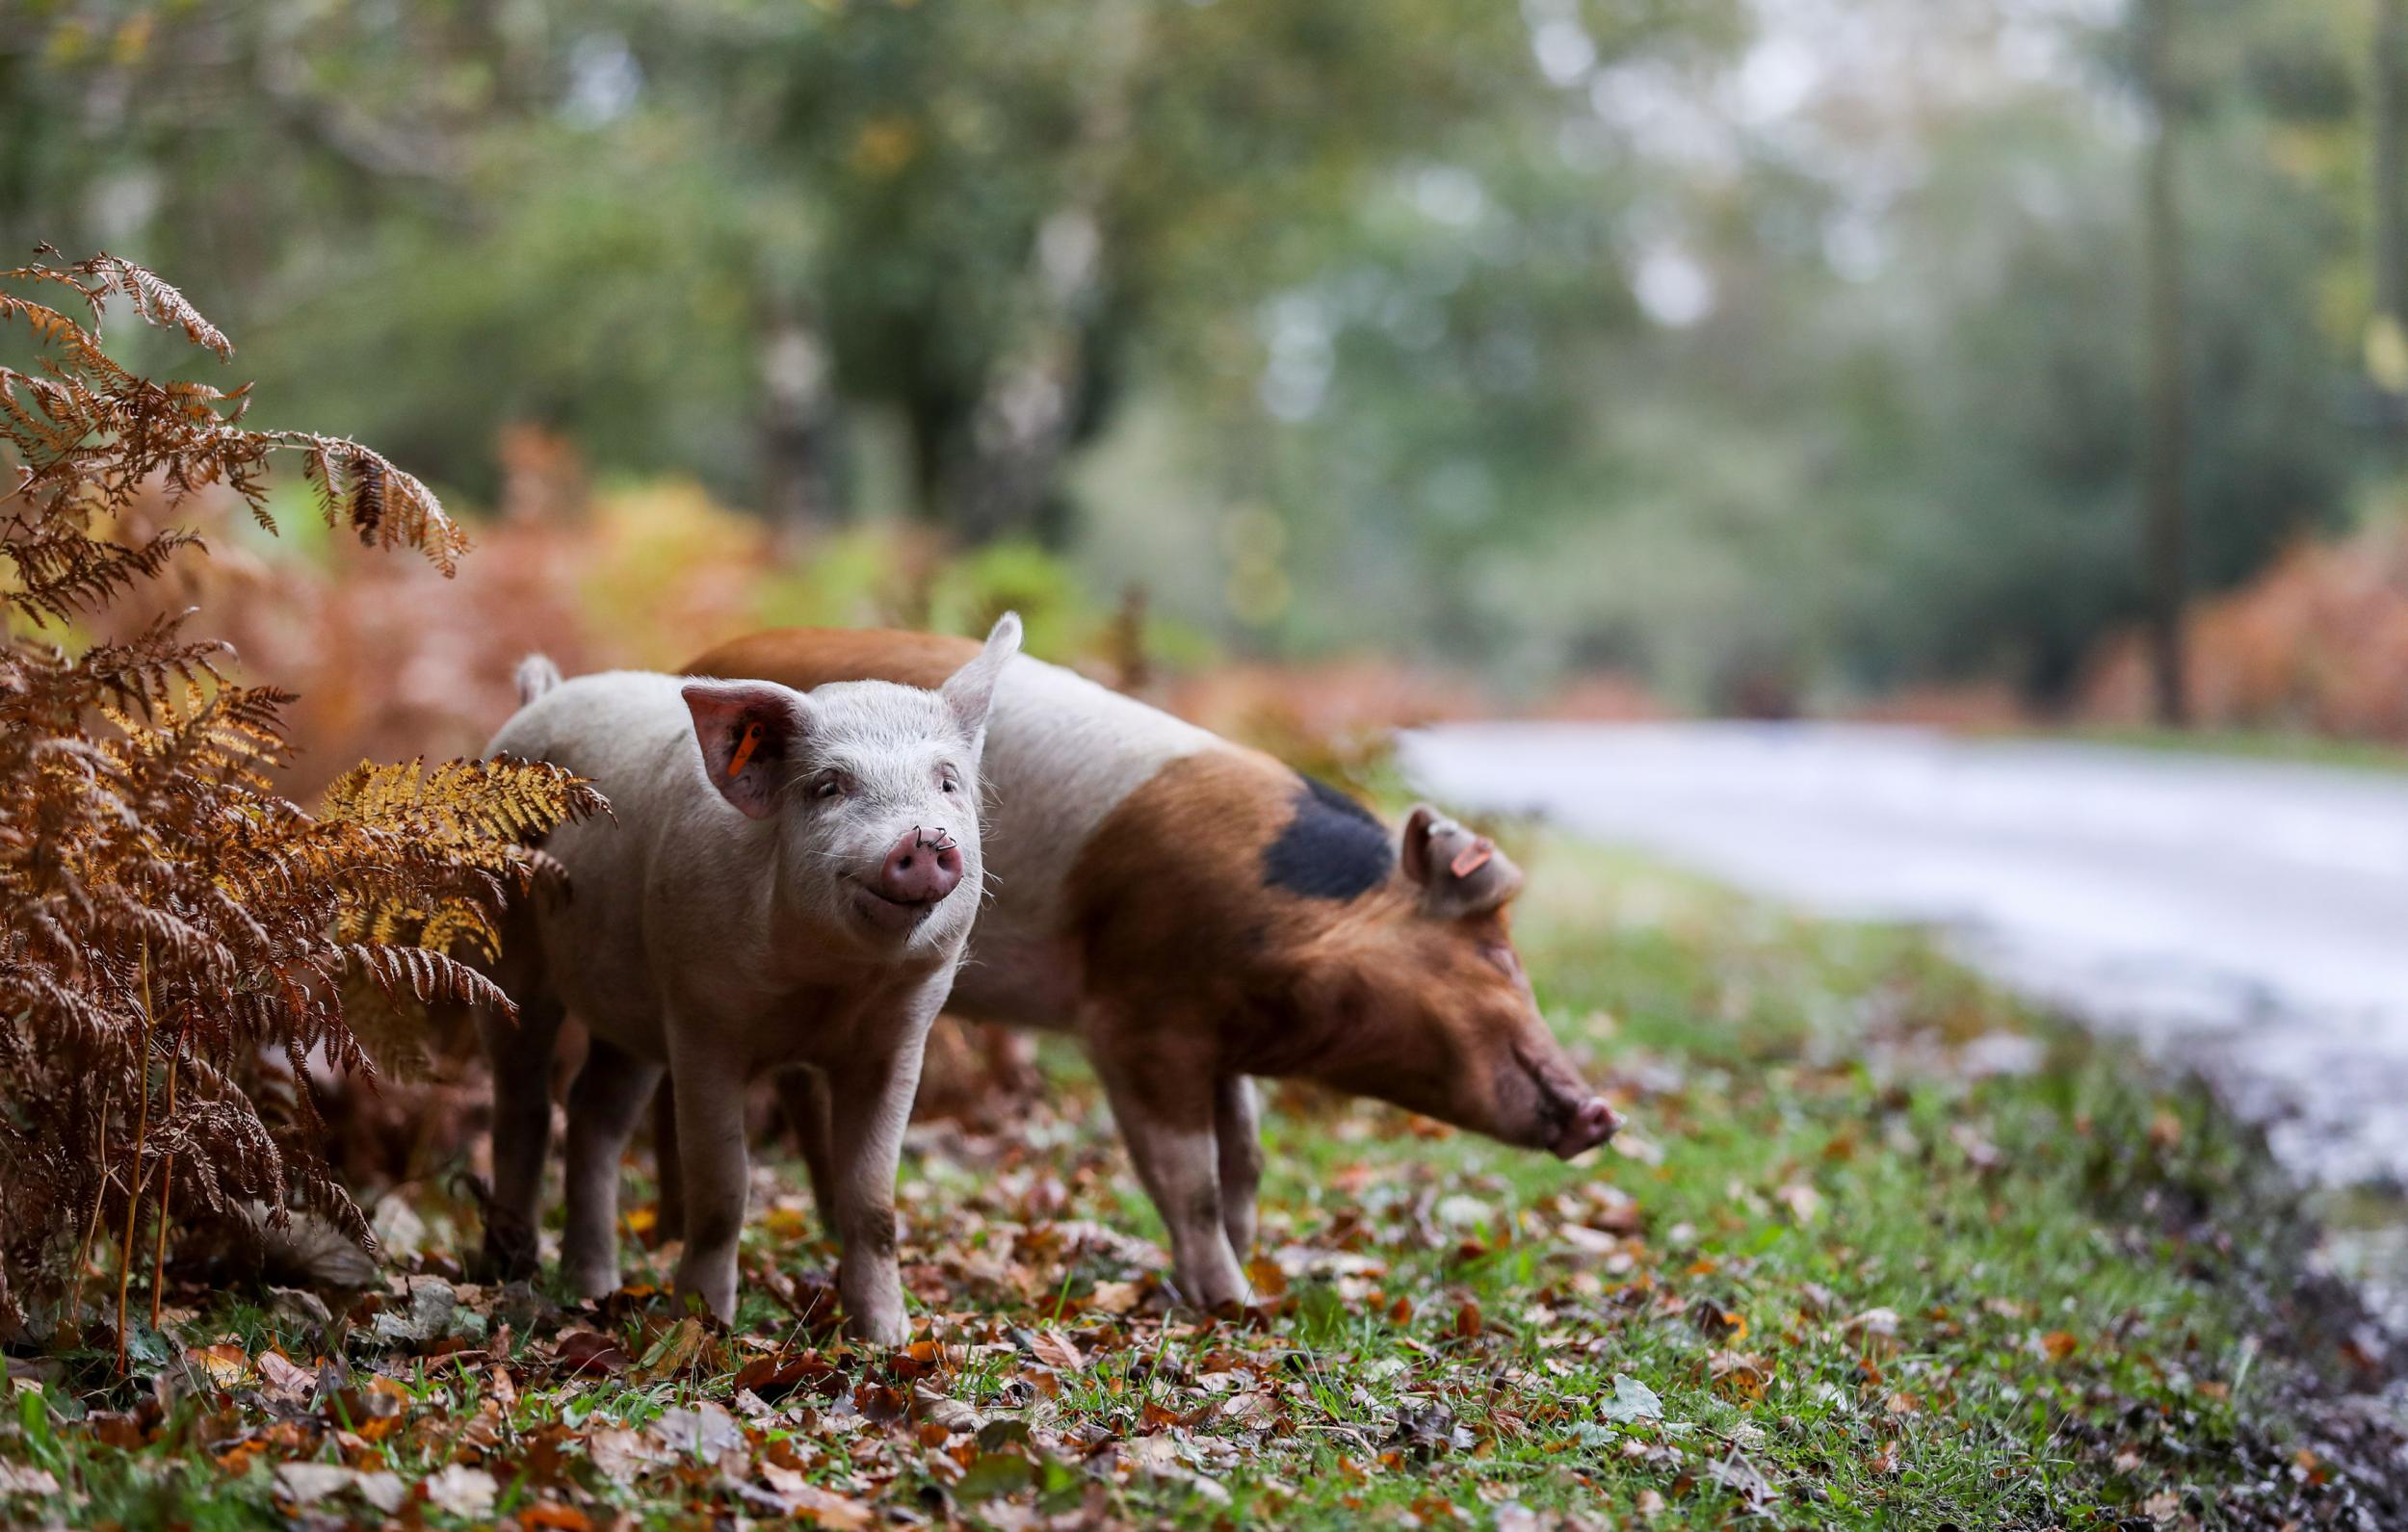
0,848,2378,1529
2041,724,2408,776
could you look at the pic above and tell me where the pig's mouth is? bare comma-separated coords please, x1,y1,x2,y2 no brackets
848,879,943,936
1513,1045,1625,1160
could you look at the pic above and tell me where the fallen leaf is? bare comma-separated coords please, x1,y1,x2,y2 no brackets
1028,1327,1084,1371
1773,1181,1822,1225
554,1329,632,1377
370,1278,462,1347
256,1351,316,1401
587,1425,672,1481
649,1401,744,1463
1598,1373,1664,1424
185,1342,249,1389
273,1462,354,1506
355,1472,406,1514
1708,1351,1769,1403
783,1481,876,1528
421,1464,498,1519
1088,1281,1141,1315
633,1315,709,1383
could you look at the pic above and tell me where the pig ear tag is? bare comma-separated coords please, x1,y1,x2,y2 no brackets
1449,837,1495,880
726,720,765,782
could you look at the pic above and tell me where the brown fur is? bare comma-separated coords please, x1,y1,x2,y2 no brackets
679,626,1605,1307
1069,752,1553,1144
691,627,979,694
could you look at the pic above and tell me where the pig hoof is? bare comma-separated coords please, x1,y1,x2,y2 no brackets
846,1311,908,1348
471,1204,540,1285
564,1262,620,1302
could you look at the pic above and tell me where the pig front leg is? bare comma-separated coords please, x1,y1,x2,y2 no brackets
820,1035,930,1346
561,1036,665,1300
1093,1046,1248,1311
666,1035,753,1323
1215,1076,1264,1261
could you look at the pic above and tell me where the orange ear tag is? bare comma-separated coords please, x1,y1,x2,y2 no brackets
726,720,764,780
1449,839,1495,879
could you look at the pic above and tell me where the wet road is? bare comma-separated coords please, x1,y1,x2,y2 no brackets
1400,722,2408,1188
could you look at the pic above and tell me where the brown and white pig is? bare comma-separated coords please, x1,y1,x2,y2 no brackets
476,614,1021,1338
677,627,1622,1311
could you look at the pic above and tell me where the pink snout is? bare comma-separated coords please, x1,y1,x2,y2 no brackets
1554,1097,1625,1159
877,827,963,906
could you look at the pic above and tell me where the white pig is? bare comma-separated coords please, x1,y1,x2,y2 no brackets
475,613,1022,1340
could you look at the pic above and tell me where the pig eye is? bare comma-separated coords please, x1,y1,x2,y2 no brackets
937,766,961,794
812,771,850,801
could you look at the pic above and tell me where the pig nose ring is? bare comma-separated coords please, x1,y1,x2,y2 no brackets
916,827,955,853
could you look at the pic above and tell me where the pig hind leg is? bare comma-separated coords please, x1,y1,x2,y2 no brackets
1214,1076,1264,1260
650,1085,683,1240
1090,1035,1247,1311
474,932,563,1283
772,1066,843,1237
561,1034,664,1300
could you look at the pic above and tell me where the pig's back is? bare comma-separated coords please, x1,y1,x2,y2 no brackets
486,670,698,820
485,671,709,1049
686,630,1228,1023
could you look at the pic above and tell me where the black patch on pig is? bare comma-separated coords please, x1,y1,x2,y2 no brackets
1262,776,1394,900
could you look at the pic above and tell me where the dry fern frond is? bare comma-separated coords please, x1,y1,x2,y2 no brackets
0,250,606,1359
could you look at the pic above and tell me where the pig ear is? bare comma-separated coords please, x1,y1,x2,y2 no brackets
1401,803,1525,918
939,611,1023,746
681,680,813,819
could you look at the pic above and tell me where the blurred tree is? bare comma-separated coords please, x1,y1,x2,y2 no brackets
2138,0,2191,725
0,0,2386,711
0,0,1732,543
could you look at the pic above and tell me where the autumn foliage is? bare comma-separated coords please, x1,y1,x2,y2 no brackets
0,249,601,1355
2082,515,2408,742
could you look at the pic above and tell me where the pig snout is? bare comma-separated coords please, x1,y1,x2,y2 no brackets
877,827,963,906
1554,1097,1624,1159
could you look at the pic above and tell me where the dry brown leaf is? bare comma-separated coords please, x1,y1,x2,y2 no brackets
256,1351,316,1400
186,1343,249,1389
1029,1327,1085,1371
1088,1281,1141,1315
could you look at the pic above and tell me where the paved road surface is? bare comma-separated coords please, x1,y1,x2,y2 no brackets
1401,722,2408,1189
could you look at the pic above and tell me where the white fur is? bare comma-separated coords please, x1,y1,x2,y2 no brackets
479,616,1021,1336
945,654,1224,1023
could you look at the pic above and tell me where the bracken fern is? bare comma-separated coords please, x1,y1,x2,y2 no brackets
0,247,603,1363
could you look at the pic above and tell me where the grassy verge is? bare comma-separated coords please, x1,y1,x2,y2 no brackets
3,849,2398,1530
2039,726,2408,777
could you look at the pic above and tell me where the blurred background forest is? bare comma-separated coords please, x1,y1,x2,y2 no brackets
10,0,2408,766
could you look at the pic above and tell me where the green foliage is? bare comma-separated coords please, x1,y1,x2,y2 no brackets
0,0,2392,706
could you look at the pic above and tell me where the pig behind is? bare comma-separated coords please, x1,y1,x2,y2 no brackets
476,614,1021,1339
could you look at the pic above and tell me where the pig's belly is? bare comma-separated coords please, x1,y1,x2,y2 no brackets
948,917,1083,1030
527,818,673,1059
537,917,669,1059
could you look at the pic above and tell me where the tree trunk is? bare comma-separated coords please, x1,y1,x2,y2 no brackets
758,299,835,538
2374,0,2408,414
2140,0,2190,729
